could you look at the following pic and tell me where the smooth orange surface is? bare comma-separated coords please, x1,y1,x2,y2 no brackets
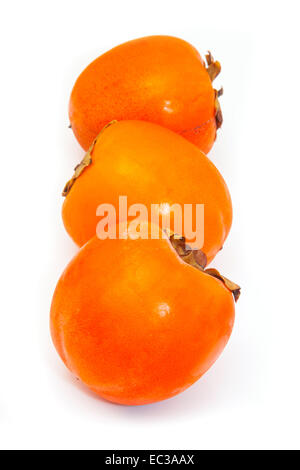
62,120,232,264
69,35,218,154
50,227,235,405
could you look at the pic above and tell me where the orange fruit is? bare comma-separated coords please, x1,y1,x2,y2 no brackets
50,224,237,405
69,35,222,154
62,120,232,264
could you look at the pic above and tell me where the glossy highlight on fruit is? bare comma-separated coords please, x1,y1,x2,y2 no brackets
50,224,235,405
69,35,222,154
62,120,232,264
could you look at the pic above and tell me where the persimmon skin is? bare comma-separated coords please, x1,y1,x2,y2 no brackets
50,230,235,405
62,120,232,264
69,35,218,154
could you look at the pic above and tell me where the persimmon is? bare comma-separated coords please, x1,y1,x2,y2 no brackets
62,120,232,264
69,35,222,154
50,223,239,405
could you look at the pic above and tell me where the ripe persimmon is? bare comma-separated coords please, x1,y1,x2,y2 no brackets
50,223,238,405
69,35,222,154
62,120,232,264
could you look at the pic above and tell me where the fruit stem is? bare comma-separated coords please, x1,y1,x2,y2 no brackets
205,52,223,131
214,89,223,130
169,234,241,302
62,120,117,197
205,51,221,82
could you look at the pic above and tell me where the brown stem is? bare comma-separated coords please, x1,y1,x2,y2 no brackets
214,89,223,130
205,52,223,131
205,51,221,82
169,234,241,302
62,120,117,197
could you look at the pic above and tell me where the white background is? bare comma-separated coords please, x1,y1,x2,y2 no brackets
0,0,299,450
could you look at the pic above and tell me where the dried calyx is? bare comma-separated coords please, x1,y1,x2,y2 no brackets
62,120,117,197
205,51,221,81
62,149,92,196
205,51,223,130
169,234,241,302
214,87,223,129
